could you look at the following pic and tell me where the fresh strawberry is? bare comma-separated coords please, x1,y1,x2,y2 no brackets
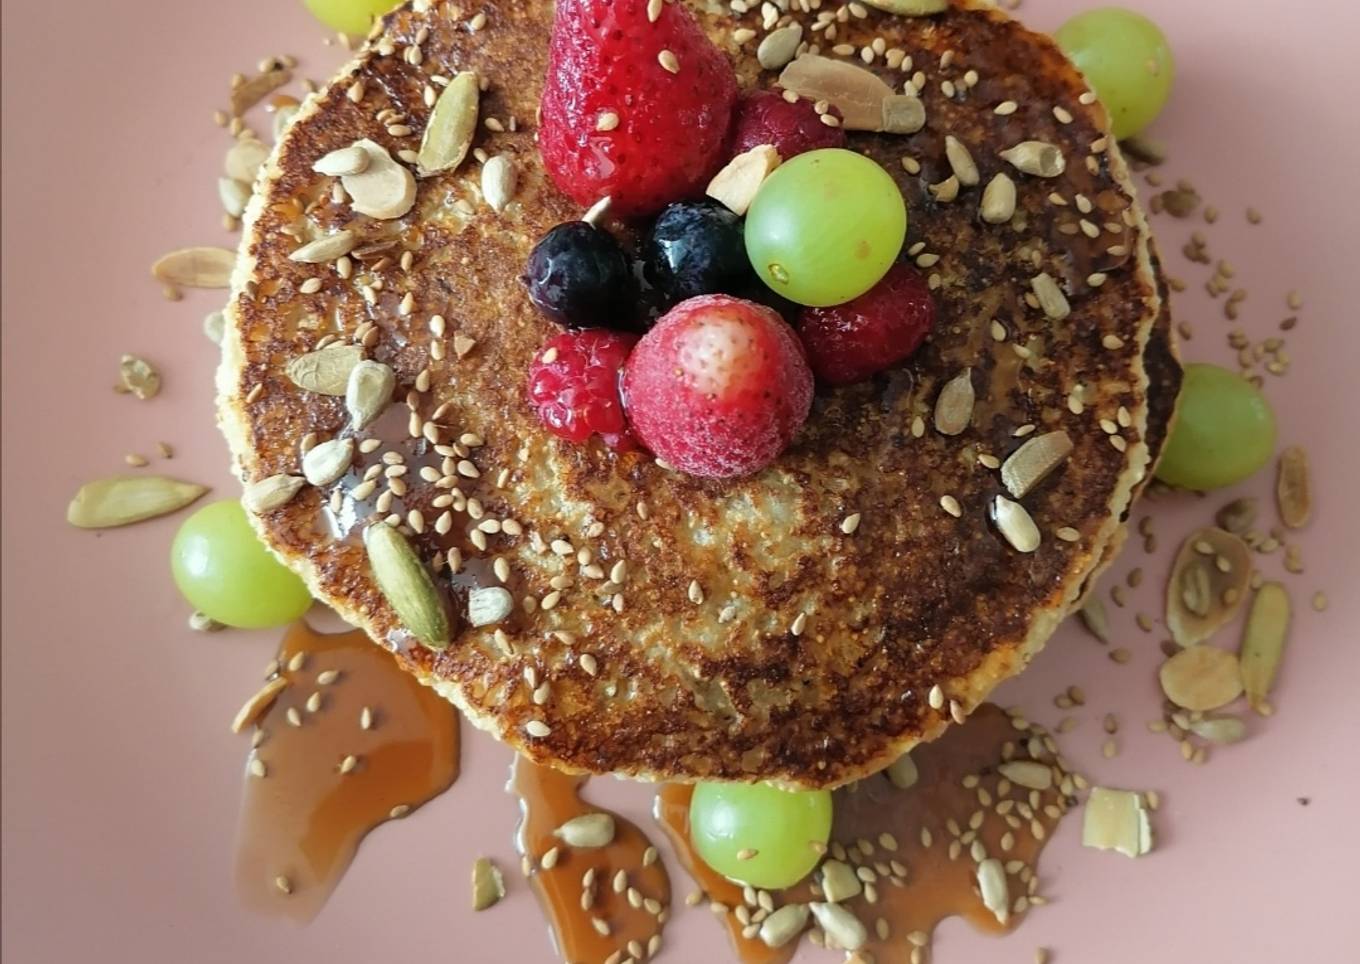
730,89,846,159
527,330,639,449
622,295,812,478
539,0,739,217
798,263,936,386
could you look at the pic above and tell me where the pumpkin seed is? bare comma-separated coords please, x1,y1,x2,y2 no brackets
933,370,974,435
980,172,1017,224
288,230,357,263
312,145,370,177
944,135,979,186
757,23,803,71
417,71,479,177
471,857,505,911
67,475,209,528
342,140,416,220
553,812,616,849
1158,645,1243,712
244,474,306,514
218,177,251,218
152,247,236,288
1001,141,1066,178
885,752,918,789
481,154,517,212
365,523,451,650
759,903,810,949
467,586,513,627
119,354,161,400
1001,431,1073,498
1082,787,1153,858
1240,582,1290,712
819,859,862,903
861,0,948,13
302,438,355,486
1031,273,1070,320
707,144,780,216
809,901,867,951
346,359,395,430
976,859,1009,924
1275,447,1311,529
286,344,365,395
1166,527,1251,647
993,496,1040,553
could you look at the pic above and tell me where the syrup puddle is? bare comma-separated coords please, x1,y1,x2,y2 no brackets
512,756,671,963
656,705,1071,962
235,621,460,922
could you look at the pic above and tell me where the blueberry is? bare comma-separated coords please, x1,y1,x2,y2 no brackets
644,201,753,306
524,222,639,330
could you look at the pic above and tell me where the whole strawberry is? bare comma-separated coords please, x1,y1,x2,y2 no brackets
730,89,846,160
798,263,936,386
540,0,739,218
623,295,813,479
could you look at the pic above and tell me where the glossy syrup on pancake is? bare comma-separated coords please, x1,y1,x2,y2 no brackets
219,0,1180,786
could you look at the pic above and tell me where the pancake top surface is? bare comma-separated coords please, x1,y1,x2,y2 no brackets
219,0,1169,786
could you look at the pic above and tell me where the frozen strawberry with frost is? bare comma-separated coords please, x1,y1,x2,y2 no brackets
539,0,739,218
622,295,813,479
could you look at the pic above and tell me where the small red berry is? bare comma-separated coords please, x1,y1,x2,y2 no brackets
798,263,936,386
622,295,813,479
527,330,639,448
539,0,738,217
730,89,846,160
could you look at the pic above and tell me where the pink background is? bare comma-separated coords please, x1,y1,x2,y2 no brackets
3,1,1358,961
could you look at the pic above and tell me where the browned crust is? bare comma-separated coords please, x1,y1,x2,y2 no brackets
219,0,1172,787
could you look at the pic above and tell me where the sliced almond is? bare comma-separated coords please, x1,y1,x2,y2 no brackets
706,144,781,216
862,0,948,13
417,71,480,177
1031,273,1070,321
365,523,451,650
885,752,918,789
345,359,396,430
759,903,810,949
1079,594,1111,643
302,438,355,486
757,23,803,71
980,172,1017,224
224,138,270,184
342,140,416,220
809,901,867,951
1001,141,1066,178
288,230,357,263
997,761,1052,791
1275,447,1311,529
119,354,162,400
933,369,974,436
1082,787,1154,858
1188,714,1247,744
1166,527,1252,647
471,857,505,911
975,859,1009,924
993,496,1040,553
313,145,371,177
230,677,288,733
481,154,517,212
152,247,237,288
218,177,251,218
778,55,924,133
819,859,862,903
286,344,365,396
243,474,306,514
230,66,290,117
467,586,513,627
67,475,209,529
1240,582,1290,712
1001,431,1073,498
553,812,616,849
944,135,979,186
1158,644,1243,712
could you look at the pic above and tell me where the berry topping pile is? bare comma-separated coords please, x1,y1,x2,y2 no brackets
622,295,813,479
730,88,847,160
527,330,639,450
525,220,639,330
643,201,753,308
539,0,739,217
799,263,937,386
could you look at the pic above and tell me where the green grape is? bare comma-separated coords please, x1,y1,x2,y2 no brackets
690,781,833,889
302,0,401,36
1156,363,1276,491
171,500,313,629
745,148,907,308
1054,8,1175,140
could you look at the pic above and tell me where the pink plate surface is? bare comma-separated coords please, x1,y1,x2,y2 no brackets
3,1,1359,961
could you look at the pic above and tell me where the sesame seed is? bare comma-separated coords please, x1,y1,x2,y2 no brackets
791,612,808,636
249,758,267,778
275,875,293,895
841,513,862,534
526,720,551,738
658,49,680,73
940,495,962,518
339,754,359,774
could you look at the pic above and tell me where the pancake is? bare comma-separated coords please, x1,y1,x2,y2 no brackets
218,0,1178,787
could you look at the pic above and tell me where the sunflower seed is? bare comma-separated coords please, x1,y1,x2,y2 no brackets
286,344,365,395
993,496,1040,553
418,72,479,176
1001,141,1066,178
218,177,251,218
976,859,1009,924
346,360,395,430
481,154,517,212
1275,447,1311,529
944,135,979,186
243,475,305,514
933,370,974,435
757,23,803,71
1240,582,1290,713
820,860,862,902
365,523,450,650
759,903,810,948
1031,273,1070,321
998,761,1052,791
1001,431,1073,498
313,145,370,177
980,172,1016,224
809,902,867,951
1159,645,1243,711
885,752,918,789
554,812,616,849
302,438,355,486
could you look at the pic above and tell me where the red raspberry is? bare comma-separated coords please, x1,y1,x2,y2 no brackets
798,264,937,386
527,330,639,449
730,89,846,160
622,295,813,479
540,0,739,218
